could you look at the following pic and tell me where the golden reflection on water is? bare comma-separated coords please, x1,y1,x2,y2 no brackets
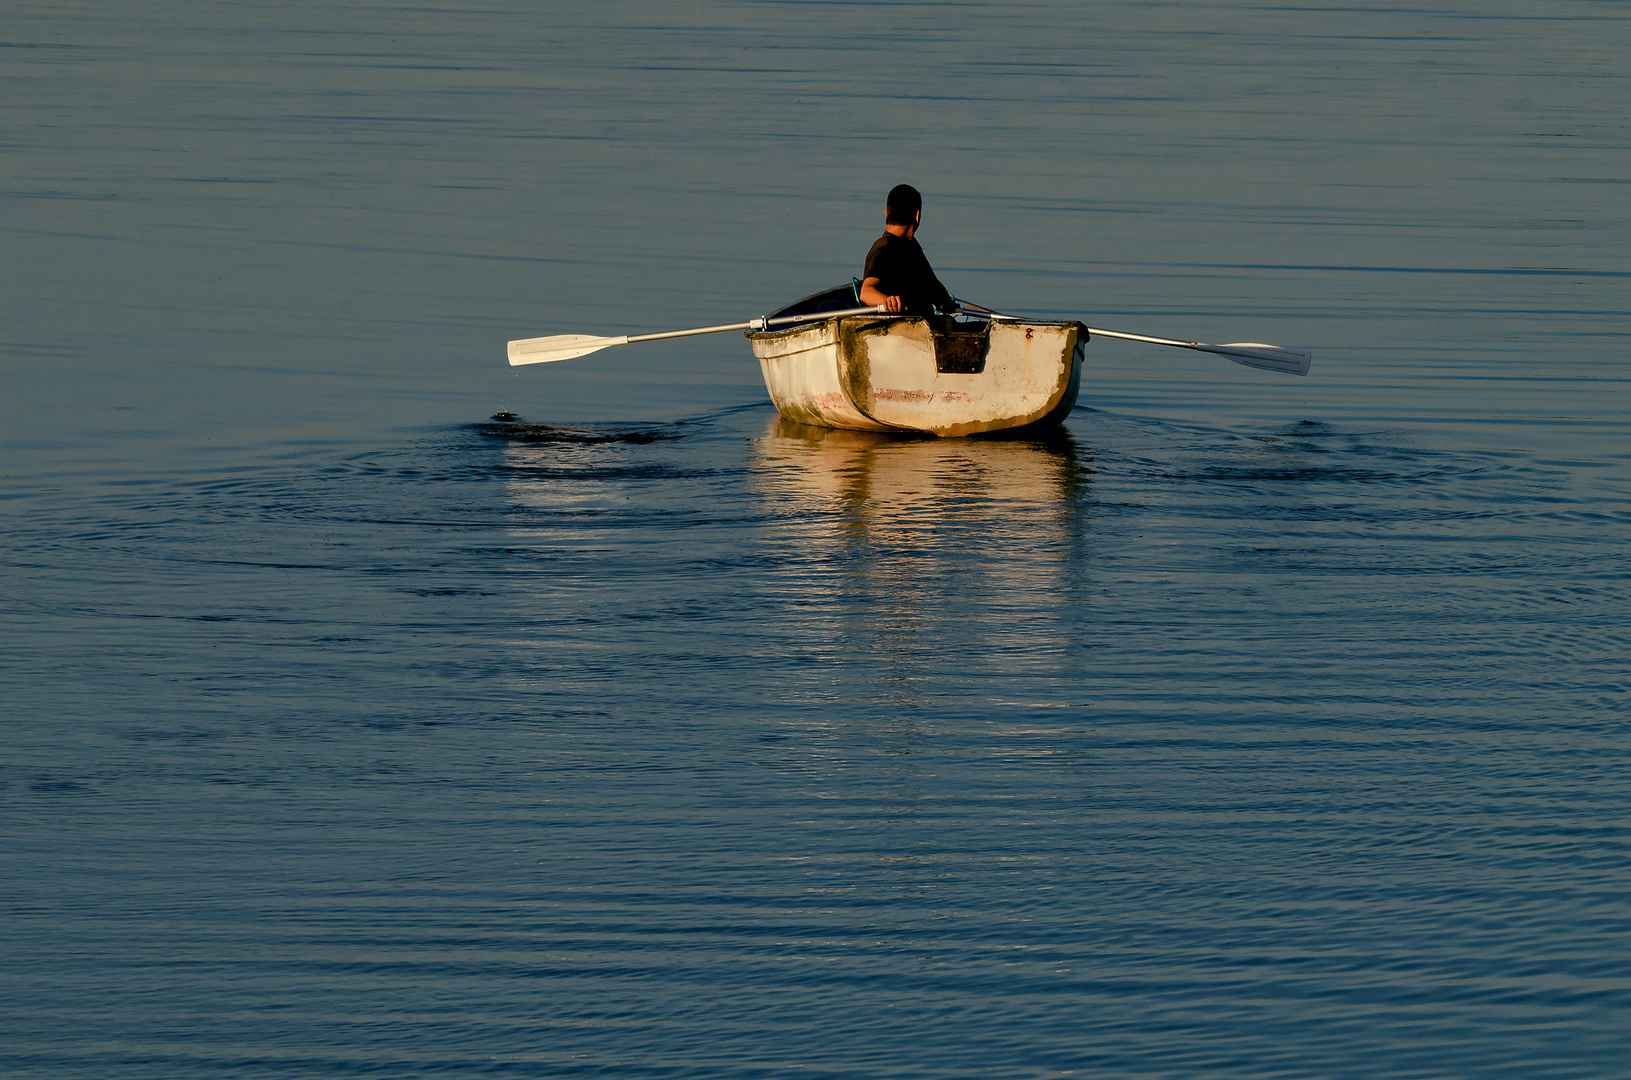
751,417,1095,718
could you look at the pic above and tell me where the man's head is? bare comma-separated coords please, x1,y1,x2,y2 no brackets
885,184,922,227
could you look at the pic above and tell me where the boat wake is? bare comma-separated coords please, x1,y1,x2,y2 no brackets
472,413,685,445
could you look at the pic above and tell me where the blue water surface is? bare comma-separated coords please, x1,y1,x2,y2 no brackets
3,2,1628,1077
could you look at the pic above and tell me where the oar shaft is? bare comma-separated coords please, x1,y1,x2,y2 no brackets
626,322,753,344
961,308,1248,357
1086,326,1205,351
766,305,884,328
626,305,885,345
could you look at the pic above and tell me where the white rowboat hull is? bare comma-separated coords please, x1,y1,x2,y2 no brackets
748,309,1085,437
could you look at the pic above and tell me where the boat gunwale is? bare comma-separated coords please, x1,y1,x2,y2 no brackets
746,312,1088,342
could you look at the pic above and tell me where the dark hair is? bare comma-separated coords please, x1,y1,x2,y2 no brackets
885,184,922,226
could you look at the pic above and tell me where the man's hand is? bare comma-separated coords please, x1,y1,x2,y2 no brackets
880,294,904,313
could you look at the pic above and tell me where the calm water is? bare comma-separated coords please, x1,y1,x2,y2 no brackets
3,2,1628,1077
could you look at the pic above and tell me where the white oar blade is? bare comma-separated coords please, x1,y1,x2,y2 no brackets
1215,343,1313,377
507,333,628,366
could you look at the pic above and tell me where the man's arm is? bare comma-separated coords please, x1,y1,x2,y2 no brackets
859,277,904,313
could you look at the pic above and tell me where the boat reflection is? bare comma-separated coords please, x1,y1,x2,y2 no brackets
751,417,1095,717
754,416,1092,516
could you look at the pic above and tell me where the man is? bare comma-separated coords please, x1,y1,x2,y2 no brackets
858,184,956,316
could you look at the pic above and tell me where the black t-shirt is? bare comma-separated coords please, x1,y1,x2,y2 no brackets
863,232,953,315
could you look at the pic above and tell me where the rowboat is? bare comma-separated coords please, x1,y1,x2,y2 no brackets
746,285,1086,438
506,287,1310,428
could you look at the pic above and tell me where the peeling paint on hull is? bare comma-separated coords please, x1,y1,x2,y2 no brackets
748,311,1086,437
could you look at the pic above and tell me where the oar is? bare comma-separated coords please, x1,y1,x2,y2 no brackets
508,305,886,367
1082,327,1311,377
957,303,1312,376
